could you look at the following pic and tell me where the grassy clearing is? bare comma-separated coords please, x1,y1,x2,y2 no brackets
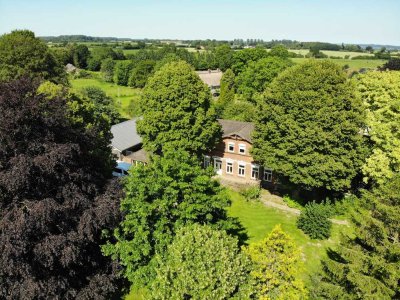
227,189,352,282
291,57,386,70
69,73,142,119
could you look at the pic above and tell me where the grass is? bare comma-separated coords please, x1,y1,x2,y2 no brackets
69,73,142,119
227,189,353,282
291,57,387,70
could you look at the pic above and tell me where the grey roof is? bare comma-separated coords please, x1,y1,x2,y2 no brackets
218,119,255,143
196,70,223,87
111,118,142,151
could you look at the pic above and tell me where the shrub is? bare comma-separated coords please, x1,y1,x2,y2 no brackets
282,194,304,210
240,186,261,201
73,69,91,79
297,201,333,239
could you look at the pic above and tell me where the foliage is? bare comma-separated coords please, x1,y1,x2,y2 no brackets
381,58,400,70
79,86,121,125
270,44,290,58
222,100,256,122
100,58,115,82
356,71,400,185
113,60,134,86
0,30,66,84
239,186,261,201
102,150,242,287
137,61,221,156
72,44,90,69
0,78,126,299
231,47,269,75
215,68,235,116
253,60,366,192
214,43,233,71
245,225,308,299
128,59,155,88
297,201,333,239
87,47,119,71
149,224,251,299
282,195,305,210
314,176,400,299
236,56,293,101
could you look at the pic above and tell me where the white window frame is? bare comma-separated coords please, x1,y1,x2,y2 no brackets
204,155,211,168
251,164,259,180
238,162,246,177
238,144,246,154
264,168,273,182
226,161,233,174
227,142,235,153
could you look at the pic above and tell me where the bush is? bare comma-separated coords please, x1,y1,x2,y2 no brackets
73,69,91,79
240,186,261,201
282,194,304,210
297,201,333,239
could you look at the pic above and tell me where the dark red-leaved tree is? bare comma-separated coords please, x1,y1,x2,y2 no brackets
0,78,126,299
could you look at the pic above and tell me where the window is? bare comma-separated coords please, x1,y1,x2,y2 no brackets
264,168,273,182
204,155,211,168
226,161,233,174
238,163,245,177
251,164,259,180
239,144,246,154
228,142,235,152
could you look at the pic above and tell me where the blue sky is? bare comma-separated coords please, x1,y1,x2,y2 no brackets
1,0,399,45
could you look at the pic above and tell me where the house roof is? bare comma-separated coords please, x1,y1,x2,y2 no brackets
196,70,223,87
111,118,142,151
126,148,148,163
218,119,254,143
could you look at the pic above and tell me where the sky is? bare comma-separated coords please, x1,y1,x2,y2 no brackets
0,0,399,45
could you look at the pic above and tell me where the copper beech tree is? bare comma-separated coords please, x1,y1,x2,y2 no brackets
0,78,126,299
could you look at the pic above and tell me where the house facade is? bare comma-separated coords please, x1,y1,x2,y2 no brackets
206,119,273,185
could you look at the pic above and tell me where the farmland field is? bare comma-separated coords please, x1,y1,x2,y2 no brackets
291,57,386,70
70,73,142,119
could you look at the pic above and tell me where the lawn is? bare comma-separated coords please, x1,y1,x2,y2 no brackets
291,57,386,70
70,73,142,119
227,189,352,282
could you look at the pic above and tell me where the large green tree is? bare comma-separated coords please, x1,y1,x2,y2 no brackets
236,56,293,101
102,150,242,287
215,68,235,117
314,176,400,299
128,59,155,88
253,60,366,192
0,30,66,84
245,225,307,299
356,71,400,185
137,61,221,156
150,224,251,299
214,44,233,71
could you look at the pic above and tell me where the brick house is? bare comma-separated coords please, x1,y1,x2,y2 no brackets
205,119,273,186
110,118,273,185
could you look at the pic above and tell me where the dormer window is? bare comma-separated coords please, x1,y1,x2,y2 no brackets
239,144,246,154
228,142,235,153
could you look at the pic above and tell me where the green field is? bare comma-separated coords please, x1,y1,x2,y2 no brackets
291,57,386,70
227,190,352,282
70,73,142,119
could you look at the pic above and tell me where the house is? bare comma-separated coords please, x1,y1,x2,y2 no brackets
196,69,223,96
110,118,273,186
110,118,148,165
206,119,273,186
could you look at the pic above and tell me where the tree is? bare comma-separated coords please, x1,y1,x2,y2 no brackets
236,56,293,101
79,86,121,125
128,59,155,88
150,224,251,299
356,71,400,185
72,44,90,69
113,60,134,86
215,68,235,116
214,44,233,71
314,176,400,299
270,44,290,58
102,149,243,287
0,78,126,299
100,58,115,82
381,58,400,70
245,225,307,299
365,46,374,53
231,47,269,75
222,100,256,122
137,61,221,156
253,60,366,192
297,201,333,239
0,30,66,84
87,47,117,71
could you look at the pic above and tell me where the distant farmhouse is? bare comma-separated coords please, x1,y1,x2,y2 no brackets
196,69,223,96
111,119,274,186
